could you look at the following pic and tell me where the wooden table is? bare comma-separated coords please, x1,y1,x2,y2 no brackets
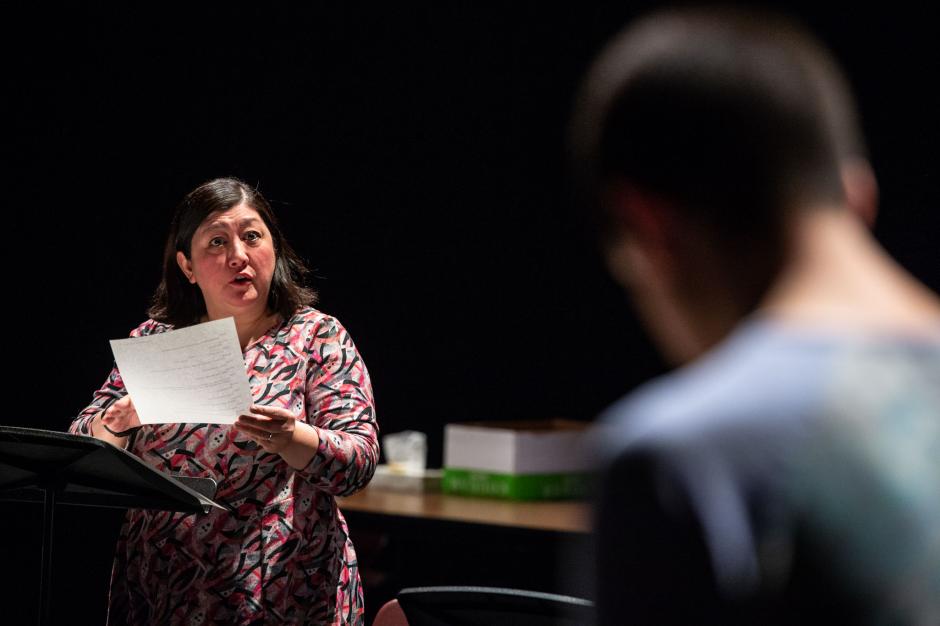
338,487,590,533
337,487,594,622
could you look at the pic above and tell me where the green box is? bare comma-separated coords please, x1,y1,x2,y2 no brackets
443,420,590,500
442,468,589,500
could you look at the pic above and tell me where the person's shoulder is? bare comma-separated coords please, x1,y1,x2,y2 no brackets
284,306,356,344
286,306,340,331
593,319,832,461
129,318,174,338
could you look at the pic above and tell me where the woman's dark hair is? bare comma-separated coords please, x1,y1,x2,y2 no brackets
148,177,317,327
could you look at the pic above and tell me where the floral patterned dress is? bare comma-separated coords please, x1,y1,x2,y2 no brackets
70,307,378,625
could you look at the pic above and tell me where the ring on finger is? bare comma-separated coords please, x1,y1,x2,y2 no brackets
267,432,273,442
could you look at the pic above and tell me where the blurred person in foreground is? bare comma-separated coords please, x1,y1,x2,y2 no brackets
70,177,378,624
572,7,940,625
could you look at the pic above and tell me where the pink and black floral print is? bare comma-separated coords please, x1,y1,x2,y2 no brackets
71,307,378,625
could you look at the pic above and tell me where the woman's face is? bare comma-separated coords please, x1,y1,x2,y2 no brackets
176,203,276,320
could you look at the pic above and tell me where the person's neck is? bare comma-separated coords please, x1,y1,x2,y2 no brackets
760,207,940,336
204,306,279,350
666,223,784,363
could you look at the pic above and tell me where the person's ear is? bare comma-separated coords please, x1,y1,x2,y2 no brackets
604,181,678,266
841,158,879,227
176,251,197,284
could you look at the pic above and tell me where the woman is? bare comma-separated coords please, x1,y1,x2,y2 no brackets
70,177,378,625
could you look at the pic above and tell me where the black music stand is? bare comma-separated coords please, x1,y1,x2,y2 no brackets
0,425,224,626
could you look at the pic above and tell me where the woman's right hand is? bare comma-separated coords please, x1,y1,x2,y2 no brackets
98,395,142,442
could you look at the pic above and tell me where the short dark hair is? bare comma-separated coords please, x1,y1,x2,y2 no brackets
571,7,866,240
148,177,317,327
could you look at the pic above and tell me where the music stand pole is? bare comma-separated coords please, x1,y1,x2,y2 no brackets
39,485,55,625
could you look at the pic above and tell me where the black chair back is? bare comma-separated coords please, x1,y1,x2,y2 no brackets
396,586,595,626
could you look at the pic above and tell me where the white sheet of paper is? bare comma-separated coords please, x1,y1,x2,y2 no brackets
109,317,252,424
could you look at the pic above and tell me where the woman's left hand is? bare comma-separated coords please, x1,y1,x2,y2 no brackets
235,404,298,453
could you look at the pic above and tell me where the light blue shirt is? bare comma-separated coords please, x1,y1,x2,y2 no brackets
593,317,940,623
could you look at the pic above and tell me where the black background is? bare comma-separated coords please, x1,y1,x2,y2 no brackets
6,2,939,623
